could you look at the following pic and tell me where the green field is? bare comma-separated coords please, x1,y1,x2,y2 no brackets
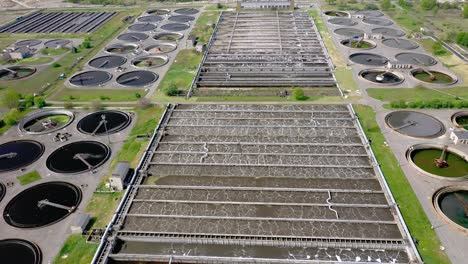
353,105,450,264
50,88,147,102
40,47,70,56
190,11,221,43
53,234,97,264
411,149,468,178
13,57,54,65
367,86,468,102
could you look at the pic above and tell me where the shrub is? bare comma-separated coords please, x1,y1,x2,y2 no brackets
34,97,46,108
432,41,447,55
23,95,34,108
3,108,21,125
52,62,61,68
163,82,180,96
292,88,307,101
135,93,141,99
390,99,407,108
1,89,21,109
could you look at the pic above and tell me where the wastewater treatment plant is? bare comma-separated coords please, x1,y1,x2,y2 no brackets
0,1,467,264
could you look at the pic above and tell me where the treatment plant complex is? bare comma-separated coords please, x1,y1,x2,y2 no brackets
0,1,466,264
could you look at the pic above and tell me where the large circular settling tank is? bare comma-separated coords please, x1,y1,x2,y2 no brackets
434,187,468,230
144,43,177,54
20,110,74,134
160,23,190,32
3,182,82,228
349,53,388,66
385,111,445,138
153,32,183,41
116,71,158,87
129,23,157,32
77,110,131,136
147,9,170,15
359,69,403,85
0,183,5,203
452,111,468,130
117,32,148,42
46,141,110,174
396,53,437,66
169,15,195,23
15,39,42,47
89,55,127,69
333,28,364,37
355,10,384,17
382,38,419,50
328,18,357,26
362,17,393,26
0,239,42,264
341,39,375,49
44,39,70,48
174,8,199,15
372,27,405,37
137,15,164,23
0,66,36,81
132,55,168,68
105,43,138,54
409,145,468,178
0,140,44,173
69,71,112,87
411,69,456,84
324,11,349,17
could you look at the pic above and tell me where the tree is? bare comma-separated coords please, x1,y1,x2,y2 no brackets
1,89,21,109
380,0,391,10
292,88,307,101
34,97,46,108
421,0,437,10
163,82,180,96
24,95,34,108
3,108,21,125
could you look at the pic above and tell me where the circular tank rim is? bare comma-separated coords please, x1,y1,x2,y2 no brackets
405,143,468,181
349,52,388,66
18,110,75,135
381,38,419,50
116,71,158,87
44,39,71,48
361,18,393,26
0,66,37,81
323,10,351,18
333,27,364,37
371,27,406,37
144,42,177,54
385,111,445,138
68,71,113,87
104,43,139,54
0,182,5,203
15,39,42,47
160,23,190,32
340,39,376,50
327,18,357,26
410,68,458,86
358,69,404,85
77,110,132,136
117,32,149,42
128,23,157,32
131,55,169,69
146,9,170,15
396,52,437,66
46,141,111,174
153,32,184,41
0,140,45,173
88,55,127,69
137,15,164,23
432,185,468,233
3,181,82,228
451,111,468,130
0,238,42,264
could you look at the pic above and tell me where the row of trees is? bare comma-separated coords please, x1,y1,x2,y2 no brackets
0,90,47,126
390,98,468,109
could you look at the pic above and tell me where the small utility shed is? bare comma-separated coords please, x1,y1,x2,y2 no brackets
70,213,90,234
450,130,468,145
110,161,130,191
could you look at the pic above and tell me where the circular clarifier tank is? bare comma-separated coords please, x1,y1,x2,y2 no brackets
407,144,468,179
46,141,111,174
411,69,456,85
382,38,419,50
0,239,42,264
324,11,350,17
174,8,199,15
396,53,437,66
355,10,384,17
132,55,168,68
105,43,138,54
153,32,184,41
144,43,177,54
349,53,388,66
19,110,74,134
129,23,157,32
372,27,406,37
147,9,170,15
0,183,5,203
116,71,158,87
77,110,131,136
44,39,70,48
328,18,357,26
451,111,468,130
385,111,445,138
89,55,127,69
0,140,44,173
362,17,393,26
0,66,36,81
333,27,364,37
160,23,190,32
69,71,112,87
137,15,164,23
3,182,82,228
169,15,195,23
117,32,148,42
359,69,403,85
15,39,42,47
341,39,376,49
433,186,468,231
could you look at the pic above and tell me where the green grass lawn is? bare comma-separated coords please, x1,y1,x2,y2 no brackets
40,47,70,56
13,56,54,65
17,170,41,185
411,149,468,178
353,105,450,264
367,86,468,102
53,234,97,264
50,88,147,102
190,11,221,43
